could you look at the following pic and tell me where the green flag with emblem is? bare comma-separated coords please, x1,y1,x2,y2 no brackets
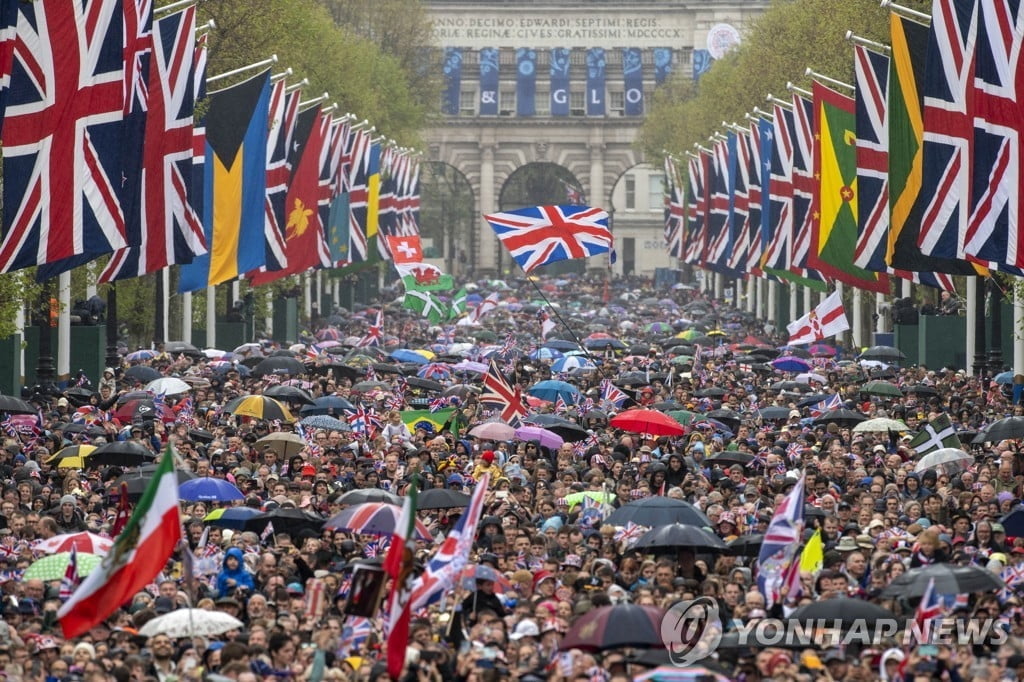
908,414,962,456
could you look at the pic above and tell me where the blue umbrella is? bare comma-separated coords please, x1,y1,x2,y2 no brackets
529,347,563,361
528,380,581,404
204,507,263,530
552,356,596,372
466,293,483,303
995,371,1014,385
180,477,244,502
300,396,355,416
771,355,812,372
300,415,351,431
390,349,428,365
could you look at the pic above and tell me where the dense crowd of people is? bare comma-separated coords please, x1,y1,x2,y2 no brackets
1,273,1022,682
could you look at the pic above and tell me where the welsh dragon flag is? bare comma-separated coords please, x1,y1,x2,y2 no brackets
384,479,419,680
59,446,181,638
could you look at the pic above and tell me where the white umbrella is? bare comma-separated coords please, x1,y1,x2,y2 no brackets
914,448,972,474
795,372,827,385
853,417,910,433
139,609,243,638
203,348,231,359
144,377,191,396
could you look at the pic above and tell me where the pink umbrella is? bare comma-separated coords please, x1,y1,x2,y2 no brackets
469,421,516,441
514,425,564,449
36,532,114,556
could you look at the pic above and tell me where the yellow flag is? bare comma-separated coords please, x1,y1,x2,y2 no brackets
800,528,824,574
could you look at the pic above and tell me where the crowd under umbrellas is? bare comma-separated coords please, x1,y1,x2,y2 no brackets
3,274,1024,681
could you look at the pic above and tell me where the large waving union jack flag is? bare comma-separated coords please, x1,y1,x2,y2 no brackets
481,360,528,425
757,474,805,607
0,0,128,273
484,204,611,273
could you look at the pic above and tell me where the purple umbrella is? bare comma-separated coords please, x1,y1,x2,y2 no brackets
514,425,564,449
771,355,812,372
452,360,488,374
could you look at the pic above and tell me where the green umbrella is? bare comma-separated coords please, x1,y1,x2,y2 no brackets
25,552,102,581
564,490,617,511
667,410,696,425
860,380,903,398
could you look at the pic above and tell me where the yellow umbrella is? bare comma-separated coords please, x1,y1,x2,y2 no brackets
223,395,295,422
46,444,97,469
412,349,435,360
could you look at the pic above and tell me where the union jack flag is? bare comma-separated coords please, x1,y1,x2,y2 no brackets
572,432,599,456
725,130,751,274
965,0,1024,272
600,379,628,409
554,396,568,414
664,156,685,259
363,537,390,558
854,44,893,275
437,326,456,344
175,395,195,427
578,397,595,415
682,150,709,265
338,616,372,654
761,102,795,272
809,393,842,418
344,128,371,262
480,361,528,425
757,474,805,607
429,395,455,413
59,545,80,601
468,292,500,324
704,138,734,274
790,94,825,283
357,309,383,347
409,474,489,611
915,577,944,642
261,80,297,273
484,205,612,273
613,522,648,547
1000,564,1024,602
744,120,765,274
0,0,130,273
100,6,206,282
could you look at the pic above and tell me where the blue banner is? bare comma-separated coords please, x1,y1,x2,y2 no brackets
586,48,606,116
516,48,536,116
442,47,462,115
653,48,673,85
622,47,643,116
693,49,713,82
550,48,570,116
479,48,499,115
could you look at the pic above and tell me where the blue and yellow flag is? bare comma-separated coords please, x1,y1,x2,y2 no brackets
368,143,384,260
179,70,270,293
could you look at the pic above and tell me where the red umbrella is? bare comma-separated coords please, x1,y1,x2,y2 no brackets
112,399,175,424
36,532,114,555
324,502,433,541
609,408,686,437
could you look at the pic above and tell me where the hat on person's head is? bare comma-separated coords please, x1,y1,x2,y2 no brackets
60,494,77,506
767,651,793,676
286,582,304,595
867,519,885,532
153,597,175,614
532,571,556,589
509,619,540,640
855,534,875,551
835,537,859,552
822,649,846,663
57,397,68,407
300,465,316,477
993,523,1006,534
561,554,582,569
37,636,59,651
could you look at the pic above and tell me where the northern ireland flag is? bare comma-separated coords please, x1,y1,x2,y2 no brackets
786,290,849,344
58,446,181,638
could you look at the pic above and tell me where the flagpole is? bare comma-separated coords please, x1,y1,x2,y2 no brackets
520,269,591,357
805,68,855,92
207,55,278,85
154,0,195,15
880,0,931,24
845,31,891,53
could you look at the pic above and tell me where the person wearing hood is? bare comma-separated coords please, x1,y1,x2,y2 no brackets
216,547,255,597
902,472,927,501
98,368,116,393
879,648,905,681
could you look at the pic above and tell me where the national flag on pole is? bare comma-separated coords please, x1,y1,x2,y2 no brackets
402,289,448,324
664,156,685,259
480,361,528,425
395,262,454,291
59,545,80,601
484,205,612,273
915,577,943,642
467,292,500,324
908,413,962,455
757,474,805,608
260,520,275,544
58,446,181,638
356,309,382,348
448,288,469,321
785,290,850,344
809,393,843,418
409,474,489,611
600,379,629,409
261,81,296,273
383,478,419,680
386,234,423,264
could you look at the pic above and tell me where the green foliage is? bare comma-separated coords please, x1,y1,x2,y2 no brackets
0,270,41,338
639,0,932,162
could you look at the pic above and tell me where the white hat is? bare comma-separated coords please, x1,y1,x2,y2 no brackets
509,619,540,640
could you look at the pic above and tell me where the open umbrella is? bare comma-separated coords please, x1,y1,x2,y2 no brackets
528,380,580,404
513,425,564,449
115,465,195,498
35,532,114,555
0,394,40,414
223,395,295,422
417,488,471,510
983,416,1024,441
251,356,307,377
123,365,161,383
914,448,972,473
299,415,351,431
880,563,1004,598
144,377,191,396
139,609,244,638
336,489,402,506
46,444,97,469
325,502,433,541
25,552,103,581
811,409,867,428
244,508,324,535
609,409,686,437
255,432,307,458
860,380,903,398
558,603,665,651
204,507,263,530
632,524,727,551
859,345,906,362
179,477,244,502
300,395,355,416
469,421,516,441
264,385,315,405
853,417,910,433
112,399,175,424
727,534,764,557
788,597,895,627
605,497,711,528
522,416,589,442
771,356,812,372
87,441,156,468
705,452,754,468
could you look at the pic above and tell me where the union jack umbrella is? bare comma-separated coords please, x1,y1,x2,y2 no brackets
324,502,433,542
35,532,114,556
483,205,612,273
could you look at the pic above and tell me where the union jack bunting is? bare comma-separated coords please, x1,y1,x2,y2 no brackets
725,130,751,274
744,120,765,274
682,151,708,265
483,205,612,273
663,156,685,259
965,0,1024,272
409,474,490,611
480,361,528,425
1,0,129,273
101,6,206,281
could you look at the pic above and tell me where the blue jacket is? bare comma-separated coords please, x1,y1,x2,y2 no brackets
215,547,255,596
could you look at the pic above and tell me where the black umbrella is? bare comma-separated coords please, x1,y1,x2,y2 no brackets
311,362,362,380
558,604,665,652
614,372,650,387
905,384,938,397
523,415,589,443
63,387,97,407
705,452,754,468
300,395,355,416
757,406,793,420
983,416,1024,442
87,441,156,468
115,465,196,498
769,381,812,394
123,365,161,384
706,408,741,432
405,377,444,392
336,489,401,506
417,488,471,510
789,597,898,626
727,533,764,557
811,409,867,428
251,357,306,377
695,387,727,398
632,523,727,551
880,563,1004,598
1001,507,1024,536
244,508,325,536
0,394,38,414
115,390,153,405
163,341,202,358
858,345,906,362
264,385,315,405
604,497,711,528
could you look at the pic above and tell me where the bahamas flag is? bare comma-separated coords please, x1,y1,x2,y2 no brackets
809,81,889,294
178,70,270,293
